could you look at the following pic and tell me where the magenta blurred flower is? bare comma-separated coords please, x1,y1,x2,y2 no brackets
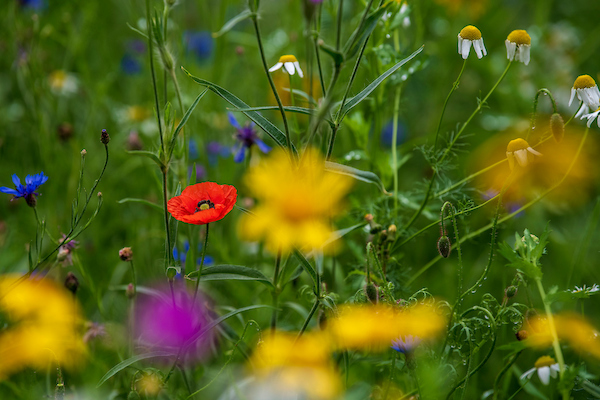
134,285,213,360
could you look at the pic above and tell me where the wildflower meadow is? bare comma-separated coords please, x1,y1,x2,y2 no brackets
2,0,600,399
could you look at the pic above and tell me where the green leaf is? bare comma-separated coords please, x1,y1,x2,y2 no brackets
213,10,253,38
293,249,318,288
339,46,424,119
126,150,164,168
97,351,174,387
185,265,274,288
343,4,391,60
324,161,391,195
319,42,344,66
117,198,162,211
181,67,296,154
232,106,315,117
168,89,208,159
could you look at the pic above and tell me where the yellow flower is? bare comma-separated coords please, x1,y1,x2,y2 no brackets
0,275,86,379
250,331,339,400
327,303,446,351
238,148,353,254
126,105,151,122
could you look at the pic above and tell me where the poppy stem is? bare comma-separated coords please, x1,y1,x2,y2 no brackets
193,223,210,304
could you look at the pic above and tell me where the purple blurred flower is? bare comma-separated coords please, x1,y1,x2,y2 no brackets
228,112,271,163
58,234,78,266
206,141,231,166
18,0,46,11
391,335,420,354
184,31,214,62
127,39,146,54
134,285,213,361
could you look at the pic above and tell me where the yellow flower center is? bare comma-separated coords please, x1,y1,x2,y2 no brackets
573,74,596,89
195,200,215,213
506,138,530,152
507,30,531,45
279,55,298,63
534,355,556,369
459,25,482,41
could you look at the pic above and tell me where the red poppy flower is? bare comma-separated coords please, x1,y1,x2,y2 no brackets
167,182,237,225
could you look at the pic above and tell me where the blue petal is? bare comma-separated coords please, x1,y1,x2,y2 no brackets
11,174,21,187
0,187,20,196
227,112,242,130
255,139,271,154
233,145,246,163
184,240,190,253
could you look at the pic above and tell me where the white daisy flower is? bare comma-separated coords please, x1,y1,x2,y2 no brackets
582,105,600,128
49,70,79,96
572,284,600,294
506,138,542,170
520,356,560,385
268,55,304,78
505,30,531,65
457,25,487,59
569,75,600,110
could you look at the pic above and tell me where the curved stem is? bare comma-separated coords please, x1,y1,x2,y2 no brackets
526,88,558,141
434,59,467,150
492,351,522,400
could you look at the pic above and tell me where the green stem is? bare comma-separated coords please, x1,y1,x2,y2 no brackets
193,223,210,304
492,351,522,400
434,58,467,150
297,297,320,338
250,14,292,154
392,85,401,216
162,169,171,270
383,351,397,400
526,88,558,141
145,0,165,154
335,0,344,50
271,249,282,331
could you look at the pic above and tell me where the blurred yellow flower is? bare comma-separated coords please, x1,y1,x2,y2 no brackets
506,138,542,170
327,303,446,351
238,148,353,254
526,313,600,359
250,331,339,399
0,275,86,379
126,105,151,122
48,70,78,95
137,371,162,395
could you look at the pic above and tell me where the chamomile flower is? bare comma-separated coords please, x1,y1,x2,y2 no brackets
569,75,600,112
269,55,304,78
506,138,542,170
572,284,600,295
582,105,600,128
520,356,560,385
457,25,487,59
505,30,531,65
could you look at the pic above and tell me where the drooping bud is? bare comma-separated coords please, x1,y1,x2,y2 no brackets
550,113,564,143
64,272,79,295
119,247,133,262
365,283,379,304
437,235,452,258
166,266,179,281
516,330,529,341
126,283,135,299
57,122,74,141
100,129,110,145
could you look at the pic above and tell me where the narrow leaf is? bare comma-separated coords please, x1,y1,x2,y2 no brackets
168,89,208,159
97,351,174,387
340,46,424,118
126,150,164,168
325,161,391,195
213,10,253,38
293,249,318,288
117,198,162,211
343,4,391,60
186,265,274,288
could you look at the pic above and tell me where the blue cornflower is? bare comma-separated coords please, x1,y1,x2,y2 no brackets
120,54,142,75
184,31,214,62
19,0,46,11
173,241,191,265
228,112,271,163
391,335,421,354
0,172,49,207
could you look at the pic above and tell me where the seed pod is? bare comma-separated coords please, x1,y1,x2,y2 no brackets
64,272,79,295
550,113,564,143
365,283,379,304
437,235,451,258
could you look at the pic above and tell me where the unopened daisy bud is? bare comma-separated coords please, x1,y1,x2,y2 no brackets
437,235,451,258
97,191,102,198
126,283,135,299
506,138,542,170
64,272,79,295
457,25,487,59
365,283,379,304
516,330,528,341
80,149,87,156
370,223,383,234
119,247,133,261
569,74,600,110
505,29,531,65
505,285,518,298
100,129,110,144
550,113,564,142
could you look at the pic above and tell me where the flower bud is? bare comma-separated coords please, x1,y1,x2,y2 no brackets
119,247,133,261
364,214,374,223
515,330,528,341
550,113,564,143
126,283,135,299
369,223,383,234
388,224,397,234
57,122,74,141
505,285,518,298
64,272,79,295
100,128,110,144
57,247,71,262
365,282,379,304
437,235,451,258
80,149,87,156
166,266,179,281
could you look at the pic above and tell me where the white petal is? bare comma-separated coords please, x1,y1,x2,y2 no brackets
473,40,483,59
550,364,560,378
569,88,576,107
538,366,551,385
514,149,529,167
284,62,295,75
575,103,589,118
269,62,283,72
458,36,463,54
505,40,516,60
480,38,487,56
520,367,536,381
527,147,542,157
522,45,530,65
507,152,515,170
294,61,304,78
461,40,471,59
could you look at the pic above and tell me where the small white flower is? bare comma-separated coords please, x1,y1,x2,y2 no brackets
572,284,600,294
457,25,487,59
520,356,560,385
269,55,304,78
569,75,600,110
506,138,542,170
582,106,600,128
505,30,531,65
49,70,79,96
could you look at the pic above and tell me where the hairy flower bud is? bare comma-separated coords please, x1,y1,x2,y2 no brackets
119,247,133,262
166,266,179,281
100,129,110,145
437,235,451,258
550,113,564,143
64,272,79,295
365,283,379,304
505,285,518,298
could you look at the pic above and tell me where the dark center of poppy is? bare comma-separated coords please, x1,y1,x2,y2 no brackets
195,199,215,213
